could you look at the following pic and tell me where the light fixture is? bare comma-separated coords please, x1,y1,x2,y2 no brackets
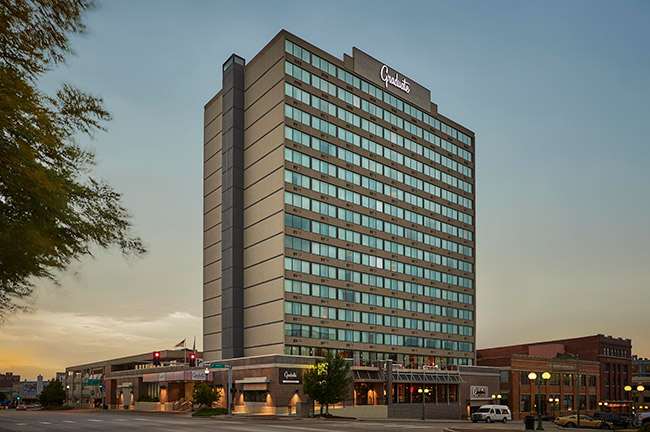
528,372,537,380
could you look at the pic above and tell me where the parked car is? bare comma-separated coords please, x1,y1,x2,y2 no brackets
593,412,633,428
471,405,512,423
634,412,650,426
554,414,612,429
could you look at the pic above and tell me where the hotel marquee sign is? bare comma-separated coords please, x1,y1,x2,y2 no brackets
352,47,431,110
279,368,302,384
380,65,410,94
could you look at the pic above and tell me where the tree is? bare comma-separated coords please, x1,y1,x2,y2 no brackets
192,382,219,408
0,0,145,320
0,391,7,402
302,351,353,415
39,379,66,407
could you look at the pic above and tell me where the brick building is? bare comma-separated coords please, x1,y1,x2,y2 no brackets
477,353,600,420
478,334,632,414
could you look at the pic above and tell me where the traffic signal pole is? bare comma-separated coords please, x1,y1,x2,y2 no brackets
228,365,232,416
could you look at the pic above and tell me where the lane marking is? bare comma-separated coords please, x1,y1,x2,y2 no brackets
38,421,52,424
63,420,76,423
88,419,103,422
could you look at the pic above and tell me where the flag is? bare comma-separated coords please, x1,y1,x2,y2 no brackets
192,336,196,354
175,339,185,348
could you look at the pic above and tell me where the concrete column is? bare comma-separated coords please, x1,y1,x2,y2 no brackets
221,54,246,359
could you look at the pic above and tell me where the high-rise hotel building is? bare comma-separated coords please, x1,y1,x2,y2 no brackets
203,30,476,369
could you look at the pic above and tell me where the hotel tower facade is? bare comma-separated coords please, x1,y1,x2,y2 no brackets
203,30,476,370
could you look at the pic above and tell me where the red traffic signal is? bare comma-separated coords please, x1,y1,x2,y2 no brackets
153,351,161,366
189,353,196,367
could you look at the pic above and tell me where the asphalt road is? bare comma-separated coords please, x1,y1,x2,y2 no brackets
0,409,559,432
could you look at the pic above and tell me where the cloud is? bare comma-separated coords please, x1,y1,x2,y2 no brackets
0,309,201,381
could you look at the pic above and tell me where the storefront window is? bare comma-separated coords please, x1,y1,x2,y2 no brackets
448,385,457,402
521,394,531,412
244,390,267,403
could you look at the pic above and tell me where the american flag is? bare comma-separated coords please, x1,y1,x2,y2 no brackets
175,339,185,348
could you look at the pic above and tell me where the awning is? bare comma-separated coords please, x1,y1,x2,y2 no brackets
235,377,270,391
392,371,463,384
354,370,384,382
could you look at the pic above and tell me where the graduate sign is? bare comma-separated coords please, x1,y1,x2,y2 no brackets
279,368,302,384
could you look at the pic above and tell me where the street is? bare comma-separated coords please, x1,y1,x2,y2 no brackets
0,409,566,432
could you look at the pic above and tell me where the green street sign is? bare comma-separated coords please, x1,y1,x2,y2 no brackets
84,379,100,386
210,363,226,368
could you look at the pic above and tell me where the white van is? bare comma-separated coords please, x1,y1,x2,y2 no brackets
471,405,512,423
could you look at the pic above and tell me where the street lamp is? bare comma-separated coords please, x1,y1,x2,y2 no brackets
492,394,502,404
529,372,551,431
417,387,430,420
625,385,645,414
549,397,559,419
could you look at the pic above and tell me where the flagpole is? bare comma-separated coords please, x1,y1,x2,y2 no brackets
184,339,187,365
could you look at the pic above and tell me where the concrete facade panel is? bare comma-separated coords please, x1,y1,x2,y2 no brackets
244,64,284,128
244,255,284,288
243,103,284,150
243,189,284,228
243,277,284,309
244,145,283,189
243,38,284,93
203,279,221,302
243,168,283,209
243,321,284,348
203,260,222,282
243,211,283,247
243,234,283,269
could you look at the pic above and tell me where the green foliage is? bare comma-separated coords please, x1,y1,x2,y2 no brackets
302,351,353,414
0,0,145,320
191,407,227,417
136,394,159,402
38,379,66,407
191,382,220,408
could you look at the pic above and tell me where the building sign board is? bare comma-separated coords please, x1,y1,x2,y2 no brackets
471,385,488,398
23,382,37,396
352,47,431,110
191,371,207,381
279,368,302,384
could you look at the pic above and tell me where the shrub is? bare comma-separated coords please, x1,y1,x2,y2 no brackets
191,407,227,417
136,394,159,402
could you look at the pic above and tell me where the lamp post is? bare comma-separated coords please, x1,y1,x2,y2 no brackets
529,372,551,431
491,394,502,404
549,397,559,419
625,385,645,414
417,387,430,420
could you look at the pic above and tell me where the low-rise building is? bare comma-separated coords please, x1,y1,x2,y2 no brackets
477,353,600,420
65,351,498,418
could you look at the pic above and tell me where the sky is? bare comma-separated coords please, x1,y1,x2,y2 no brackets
1,0,649,381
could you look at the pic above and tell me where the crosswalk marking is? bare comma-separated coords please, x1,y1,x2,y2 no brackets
88,419,103,422
15,423,27,426
63,420,76,423
38,421,52,424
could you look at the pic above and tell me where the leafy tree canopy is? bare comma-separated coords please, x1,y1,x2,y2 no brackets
302,351,353,414
0,0,145,320
39,379,66,407
192,382,220,408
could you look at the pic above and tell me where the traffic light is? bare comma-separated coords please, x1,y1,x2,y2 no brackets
153,351,161,366
189,353,196,367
